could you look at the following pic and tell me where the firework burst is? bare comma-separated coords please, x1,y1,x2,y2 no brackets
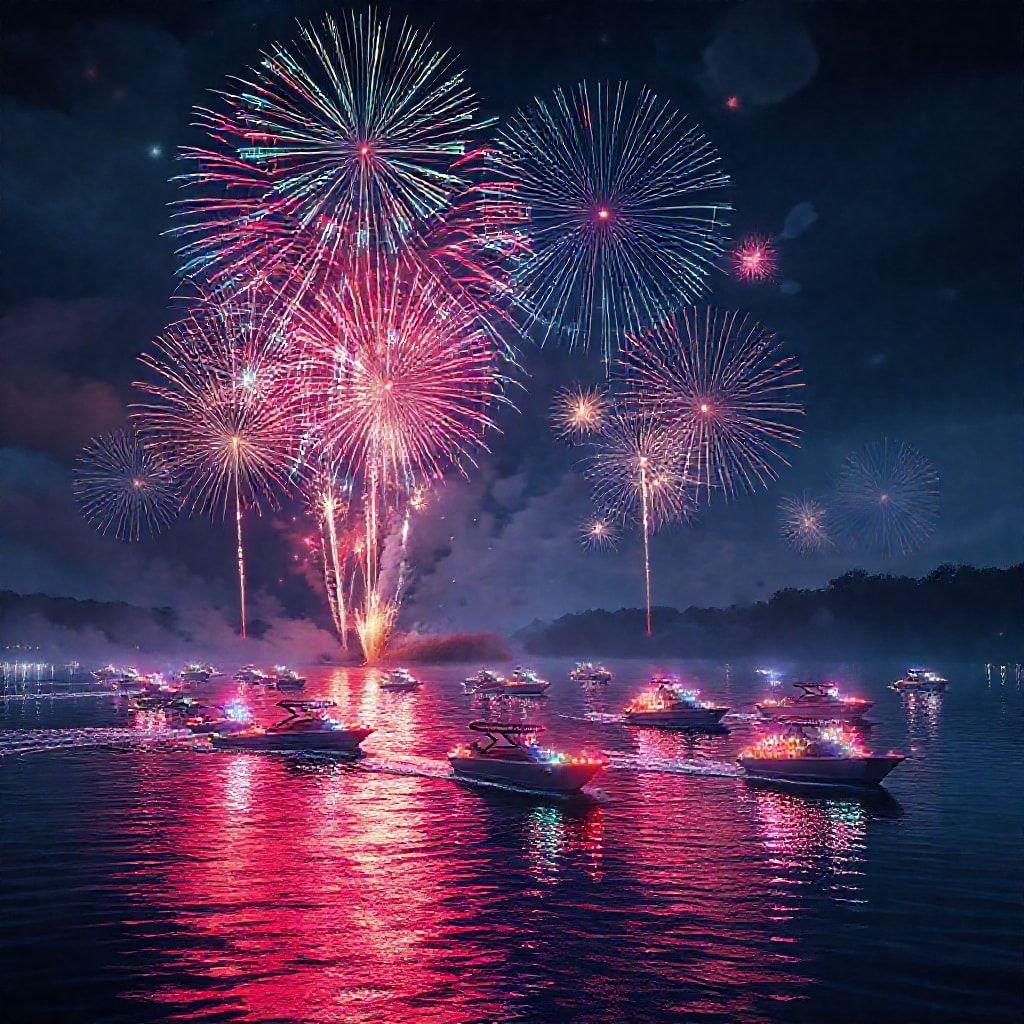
551,384,608,442
835,439,939,556
173,9,493,287
133,291,301,636
778,493,833,554
497,81,731,365
73,430,178,542
579,516,619,551
732,234,777,282
619,306,804,503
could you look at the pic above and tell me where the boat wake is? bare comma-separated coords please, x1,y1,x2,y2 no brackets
0,727,191,758
0,690,125,703
604,751,744,779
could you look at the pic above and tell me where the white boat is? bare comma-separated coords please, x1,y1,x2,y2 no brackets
570,662,612,684
891,667,948,693
210,700,373,753
463,669,506,694
623,680,729,729
180,663,216,684
234,664,271,684
272,666,306,691
381,668,421,691
503,667,551,697
756,682,872,724
92,665,141,686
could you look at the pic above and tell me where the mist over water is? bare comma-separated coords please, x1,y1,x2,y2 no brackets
1,658,1021,1023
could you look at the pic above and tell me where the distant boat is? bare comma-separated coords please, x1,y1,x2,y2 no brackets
570,662,612,684
623,680,729,729
381,668,421,692
891,668,948,693
756,682,872,724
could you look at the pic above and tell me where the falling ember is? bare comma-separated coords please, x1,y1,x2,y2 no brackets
732,235,778,282
552,385,609,442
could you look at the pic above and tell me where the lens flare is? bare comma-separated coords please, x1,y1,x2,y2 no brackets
497,81,731,365
73,430,178,542
778,493,833,554
551,385,608,442
835,439,939,556
619,306,804,503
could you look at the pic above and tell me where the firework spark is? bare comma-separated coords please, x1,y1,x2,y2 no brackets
173,10,492,289
579,516,619,551
779,493,833,554
619,306,804,503
497,81,731,365
133,292,301,637
551,385,608,442
835,439,939,556
586,410,692,634
732,234,777,282
73,430,178,542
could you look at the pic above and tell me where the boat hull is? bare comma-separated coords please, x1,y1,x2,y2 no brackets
381,682,420,692
624,706,729,729
739,754,904,786
892,680,947,693
210,727,373,753
448,756,599,794
756,700,872,724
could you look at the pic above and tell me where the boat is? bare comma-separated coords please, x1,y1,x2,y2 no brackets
271,666,306,691
755,667,783,687
503,667,551,697
92,665,141,686
185,701,253,735
448,722,604,795
570,662,612,684
623,680,729,729
209,700,373,753
756,681,872,724
381,668,421,692
179,663,217,684
891,667,948,693
463,669,506,694
234,664,271,684
133,688,198,713
738,724,905,786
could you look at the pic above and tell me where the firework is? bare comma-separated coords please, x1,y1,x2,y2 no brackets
355,590,398,666
585,410,692,634
778,493,833,554
306,460,351,649
73,430,178,542
551,385,608,442
732,235,777,282
173,10,491,288
619,306,804,503
497,81,731,366
835,440,939,556
133,292,301,637
579,516,619,551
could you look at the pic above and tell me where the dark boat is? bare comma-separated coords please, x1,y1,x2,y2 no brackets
448,721,603,795
209,700,373,753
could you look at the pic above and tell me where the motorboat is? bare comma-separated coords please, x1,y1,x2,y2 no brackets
272,666,306,691
448,722,604,795
892,667,948,693
570,662,612,684
133,688,198,713
92,665,141,686
738,724,905,787
623,681,729,729
755,667,783,687
234,664,271,684
209,700,373,753
381,668,421,692
756,681,872,724
503,667,551,697
180,663,217,684
463,669,506,695
185,700,253,735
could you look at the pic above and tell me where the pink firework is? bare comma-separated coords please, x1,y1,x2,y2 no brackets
732,235,778,282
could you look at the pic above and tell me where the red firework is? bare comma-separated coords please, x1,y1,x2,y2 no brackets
732,235,778,282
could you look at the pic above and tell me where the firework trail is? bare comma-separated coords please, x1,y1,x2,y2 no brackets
73,429,178,542
551,385,608,443
133,291,301,637
305,459,352,648
585,409,692,635
835,439,939,556
579,516,619,551
172,10,495,292
778,493,833,554
619,306,804,503
497,81,731,366
732,234,777,282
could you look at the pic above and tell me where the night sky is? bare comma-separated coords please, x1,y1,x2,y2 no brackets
2,0,1021,641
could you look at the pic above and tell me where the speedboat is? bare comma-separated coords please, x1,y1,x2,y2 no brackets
133,688,197,712
503,667,551,697
739,724,905,787
463,669,506,695
892,667,948,693
93,665,141,686
272,666,306,691
180,663,216,684
234,664,271,684
381,668,421,691
448,722,604,795
185,700,253,735
570,662,612,684
623,680,729,729
209,700,373,753
756,681,872,724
